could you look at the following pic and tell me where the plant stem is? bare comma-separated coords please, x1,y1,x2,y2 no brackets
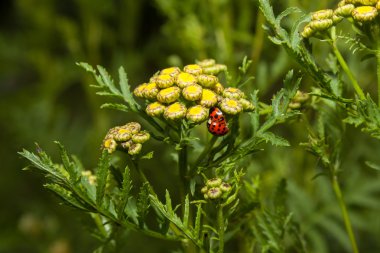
179,143,189,214
376,40,380,106
217,205,225,253
330,28,365,100
331,174,359,253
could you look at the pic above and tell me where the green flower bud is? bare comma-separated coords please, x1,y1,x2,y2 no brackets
182,84,203,101
223,87,245,99
176,72,197,88
157,86,181,104
196,59,216,68
301,24,315,38
352,6,378,22
219,98,243,115
183,64,203,75
121,140,133,149
206,178,222,187
338,0,349,7
220,182,232,193
309,19,334,31
103,138,117,154
128,143,142,155
293,90,310,103
201,186,208,194
334,4,355,17
146,102,166,117
288,102,302,109
357,0,378,5
202,64,227,75
124,122,141,134
160,67,181,77
332,14,344,24
186,105,208,123
207,187,222,199
239,98,255,111
156,74,175,88
132,131,150,144
197,74,218,88
114,128,132,141
199,89,218,107
312,9,334,20
164,102,187,120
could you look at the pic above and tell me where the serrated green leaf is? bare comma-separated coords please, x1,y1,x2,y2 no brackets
97,65,121,96
194,204,202,239
119,66,139,111
100,103,130,112
76,62,96,74
45,183,88,211
96,151,110,207
137,183,151,226
165,190,173,213
183,195,190,228
276,7,301,26
117,165,132,218
141,151,154,160
55,141,79,182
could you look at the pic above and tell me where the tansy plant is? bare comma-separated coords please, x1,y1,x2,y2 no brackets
20,56,308,252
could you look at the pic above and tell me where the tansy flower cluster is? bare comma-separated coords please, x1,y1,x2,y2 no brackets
301,0,380,39
201,178,232,200
133,59,255,123
102,122,150,155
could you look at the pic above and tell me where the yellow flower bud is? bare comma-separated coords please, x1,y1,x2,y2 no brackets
143,82,159,100
220,182,232,193
199,89,218,107
121,140,133,149
132,131,150,144
146,102,166,117
155,74,175,88
103,138,117,154
219,98,243,115
206,178,222,187
239,98,255,111
332,14,344,24
352,6,378,22
183,64,203,75
133,83,147,98
114,128,132,141
202,64,227,75
128,143,142,155
312,9,334,20
213,82,225,95
182,84,203,101
301,24,315,38
186,105,208,123
197,74,218,88
123,122,141,134
164,102,187,120
157,86,181,104
207,187,222,199
176,72,197,88
357,0,378,5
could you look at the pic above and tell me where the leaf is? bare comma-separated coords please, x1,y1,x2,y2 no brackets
194,204,202,239
117,165,132,216
55,141,79,182
96,150,110,207
183,195,190,228
259,132,290,147
141,151,154,160
44,183,89,211
119,66,139,111
165,189,173,213
365,161,380,172
137,183,151,226
97,65,121,96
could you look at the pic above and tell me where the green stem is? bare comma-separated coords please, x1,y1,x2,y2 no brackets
330,28,365,100
217,205,225,253
179,144,188,210
376,40,380,106
331,174,359,253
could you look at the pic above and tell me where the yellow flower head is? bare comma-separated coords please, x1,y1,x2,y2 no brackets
186,105,208,123
160,67,181,77
352,6,378,22
212,82,225,95
199,89,218,107
183,64,203,75
157,86,181,104
196,59,215,68
146,102,166,117
103,138,117,154
164,102,187,120
219,98,243,115
182,84,203,101
176,72,197,88
133,83,148,98
156,74,175,88
223,87,245,99
114,128,132,141
143,82,159,99
334,4,355,17
197,74,218,88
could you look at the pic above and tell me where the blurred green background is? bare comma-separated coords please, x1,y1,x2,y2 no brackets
1,0,380,252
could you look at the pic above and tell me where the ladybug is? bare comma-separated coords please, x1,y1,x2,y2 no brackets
207,107,229,136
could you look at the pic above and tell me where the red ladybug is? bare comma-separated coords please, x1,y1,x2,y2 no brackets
207,107,229,136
